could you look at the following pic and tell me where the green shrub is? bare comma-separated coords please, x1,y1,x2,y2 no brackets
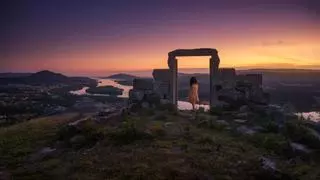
108,118,153,145
197,119,226,131
209,107,223,116
153,114,168,121
56,125,80,141
148,124,166,137
196,135,214,144
262,121,279,133
284,121,320,149
247,133,290,155
56,121,104,149
158,103,177,112
198,107,205,113
139,108,155,116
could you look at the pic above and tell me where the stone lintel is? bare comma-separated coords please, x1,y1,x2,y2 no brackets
169,48,218,57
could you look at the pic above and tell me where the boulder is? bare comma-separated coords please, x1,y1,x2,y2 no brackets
234,119,247,124
290,142,311,153
237,126,256,135
160,99,171,104
307,128,320,141
252,126,265,132
69,135,86,147
216,120,230,126
235,112,248,119
141,102,150,109
29,147,57,162
260,157,276,171
164,122,174,127
239,105,249,112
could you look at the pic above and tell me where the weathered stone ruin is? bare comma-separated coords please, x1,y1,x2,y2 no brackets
129,48,268,110
152,69,171,100
128,78,161,108
216,70,268,109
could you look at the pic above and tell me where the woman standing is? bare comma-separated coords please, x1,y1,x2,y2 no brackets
188,77,199,110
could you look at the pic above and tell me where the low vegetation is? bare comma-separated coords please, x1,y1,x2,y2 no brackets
1,105,320,179
0,113,81,169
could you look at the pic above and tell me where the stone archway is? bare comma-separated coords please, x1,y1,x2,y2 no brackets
167,48,220,108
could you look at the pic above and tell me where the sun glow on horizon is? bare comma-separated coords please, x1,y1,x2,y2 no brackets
2,1,319,75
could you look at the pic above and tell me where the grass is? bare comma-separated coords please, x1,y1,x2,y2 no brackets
107,117,154,145
2,107,320,179
284,119,320,149
0,113,80,168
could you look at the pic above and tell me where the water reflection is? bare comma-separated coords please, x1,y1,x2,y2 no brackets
70,78,132,98
97,79,132,98
296,112,320,122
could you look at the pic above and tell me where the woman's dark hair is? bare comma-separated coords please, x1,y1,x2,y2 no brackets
190,77,198,87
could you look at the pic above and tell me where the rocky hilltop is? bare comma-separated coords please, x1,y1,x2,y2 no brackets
1,67,320,179
1,92,320,179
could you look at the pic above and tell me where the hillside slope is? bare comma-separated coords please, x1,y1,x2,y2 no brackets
1,105,320,179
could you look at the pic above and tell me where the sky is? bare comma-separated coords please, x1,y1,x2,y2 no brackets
1,0,320,75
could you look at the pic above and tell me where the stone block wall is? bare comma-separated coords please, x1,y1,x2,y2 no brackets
152,69,171,100
219,68,236,80
128,67,268,109
152,69,171,82
237,74,263,88
133,78,154,90
218,68,237,89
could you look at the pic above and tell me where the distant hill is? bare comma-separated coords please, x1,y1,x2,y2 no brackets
104,73,138,80
238,68,320,74
0,70,97,86
27,70,69,83
0,73,32,78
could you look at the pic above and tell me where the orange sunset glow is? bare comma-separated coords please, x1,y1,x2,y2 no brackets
2,0,319,75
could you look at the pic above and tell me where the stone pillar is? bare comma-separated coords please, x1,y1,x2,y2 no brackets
210,53,220,107
168,56,178,105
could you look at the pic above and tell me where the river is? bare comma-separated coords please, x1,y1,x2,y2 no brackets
70,78,209,111
70,78,319,122
69,78,132,98
296,112,320,122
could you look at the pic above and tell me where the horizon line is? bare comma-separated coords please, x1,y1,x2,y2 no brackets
1,67,320,74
